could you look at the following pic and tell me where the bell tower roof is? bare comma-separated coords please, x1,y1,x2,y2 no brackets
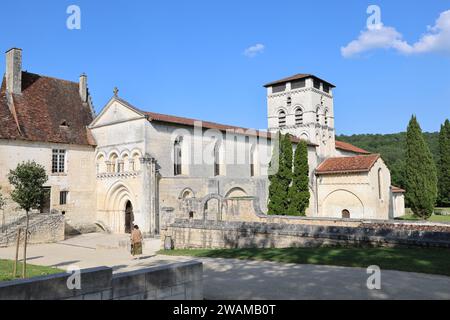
264,73,335,88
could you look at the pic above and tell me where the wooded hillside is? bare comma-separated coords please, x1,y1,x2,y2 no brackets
337,132,440,189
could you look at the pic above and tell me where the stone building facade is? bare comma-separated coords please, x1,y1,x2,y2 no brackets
0,49,405,237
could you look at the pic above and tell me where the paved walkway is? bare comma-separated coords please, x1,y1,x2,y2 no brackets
199,258,450,300
1,233,449,300
0,233,188,273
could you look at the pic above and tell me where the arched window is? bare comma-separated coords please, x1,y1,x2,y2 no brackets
96,154,105,174
324,110,329,126
174,137,183,176
316,107,321,124
295,108,303,125
378,168,383,200
278,110,286,128
109,153,118,173
342,209,350,219
131,152,141,171
286,97,292,107
122,154,129,172
250,147,256,177
214,143,221,176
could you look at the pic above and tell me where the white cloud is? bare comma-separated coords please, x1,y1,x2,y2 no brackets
341,10,450,57
243,43,265,58
409,10,450,54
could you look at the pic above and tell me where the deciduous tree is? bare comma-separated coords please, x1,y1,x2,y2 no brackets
8,161,48,278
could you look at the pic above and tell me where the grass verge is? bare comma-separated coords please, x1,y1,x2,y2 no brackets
159,247,450,277
0,259,63,282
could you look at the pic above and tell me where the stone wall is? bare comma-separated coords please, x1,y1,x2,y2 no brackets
163,219,450,249
1,213,65,247
0,261,203,300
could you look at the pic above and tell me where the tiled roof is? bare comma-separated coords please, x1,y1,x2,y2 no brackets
264,73,336,88
335,140,370,155
391,186,406,193
316,154,381,175
145,110,320,146
0,72,95,146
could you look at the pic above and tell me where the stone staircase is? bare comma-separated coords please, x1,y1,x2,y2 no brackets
0,213,61,247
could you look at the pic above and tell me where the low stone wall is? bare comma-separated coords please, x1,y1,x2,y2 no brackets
162,219,450,249
0,261,203,300
0,214,65,247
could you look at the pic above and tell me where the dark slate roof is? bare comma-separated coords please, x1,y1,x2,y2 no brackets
0,72,95,146
264,73,336,88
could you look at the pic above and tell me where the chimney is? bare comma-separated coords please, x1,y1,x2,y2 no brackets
79,73,87,102
5,48,22,95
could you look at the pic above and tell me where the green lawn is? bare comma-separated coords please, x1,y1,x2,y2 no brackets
159,247,450,277
397,214,450,223
0,260,63,282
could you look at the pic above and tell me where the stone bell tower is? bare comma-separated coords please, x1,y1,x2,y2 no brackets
265,74,336,160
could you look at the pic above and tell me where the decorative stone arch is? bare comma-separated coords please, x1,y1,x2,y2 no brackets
201,194,224,221
96,151,107,159
322,189,365,219
178,188,197,219
103,181,136,233
120,149,131,159
179,187,196,200
130,148,143,158
107,149,121,160
276,106,288,114
225,187,248,199
298,131,310,141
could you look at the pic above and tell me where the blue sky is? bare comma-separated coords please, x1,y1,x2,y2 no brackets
0,0,449,134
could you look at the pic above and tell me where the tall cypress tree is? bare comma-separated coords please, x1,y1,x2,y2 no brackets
268,132,293,215
268,132,284,215
287,140,310,216
438,119,450,207
405,116,438,219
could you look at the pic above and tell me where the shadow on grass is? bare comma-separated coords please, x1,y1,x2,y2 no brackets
159,246,450,277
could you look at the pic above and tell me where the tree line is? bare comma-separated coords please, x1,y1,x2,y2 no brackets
268,117,450,219
339,117,450,217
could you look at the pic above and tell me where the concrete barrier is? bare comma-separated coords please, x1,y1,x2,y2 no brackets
0,261,203,300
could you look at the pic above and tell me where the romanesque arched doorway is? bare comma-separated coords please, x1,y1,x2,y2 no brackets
125,201,134,234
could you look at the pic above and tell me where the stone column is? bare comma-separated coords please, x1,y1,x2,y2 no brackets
139,155,157,236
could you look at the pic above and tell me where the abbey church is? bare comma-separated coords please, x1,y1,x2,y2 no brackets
0,49,405,236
